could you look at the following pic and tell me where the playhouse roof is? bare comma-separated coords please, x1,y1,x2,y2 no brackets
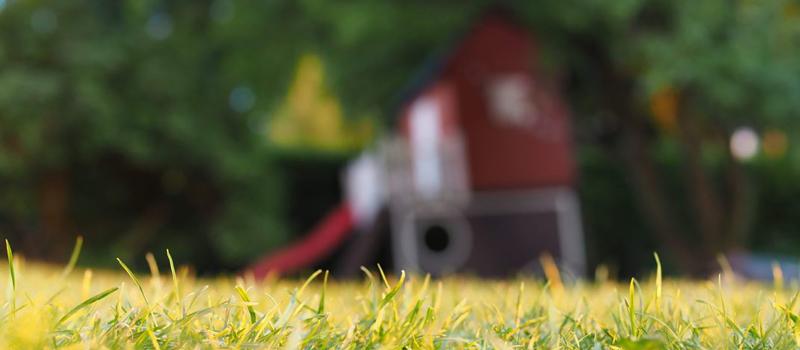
390,8,531,123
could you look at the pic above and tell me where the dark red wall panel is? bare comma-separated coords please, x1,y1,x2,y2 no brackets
398,14,576,191
443,15,575,190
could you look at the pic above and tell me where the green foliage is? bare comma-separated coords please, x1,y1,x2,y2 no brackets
637,0,800,126
0,0,297,267
1,0,800,272
292,1,484,117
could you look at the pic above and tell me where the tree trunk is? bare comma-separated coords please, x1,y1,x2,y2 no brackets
723,135,751,250
619,121,700,274
38,169,70,258
675,109,724,256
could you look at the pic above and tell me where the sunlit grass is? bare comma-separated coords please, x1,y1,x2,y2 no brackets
0,242,797,349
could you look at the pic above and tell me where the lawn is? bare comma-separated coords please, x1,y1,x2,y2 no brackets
0,241,796,349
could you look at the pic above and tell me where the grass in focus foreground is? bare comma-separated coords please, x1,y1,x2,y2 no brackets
0,241,798,349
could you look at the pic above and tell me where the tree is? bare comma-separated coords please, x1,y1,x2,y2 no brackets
0,0,310,268
522,0,800,273
1,0,797,274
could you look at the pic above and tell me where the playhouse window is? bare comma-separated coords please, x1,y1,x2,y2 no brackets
486,75,538,127
409,97,443,199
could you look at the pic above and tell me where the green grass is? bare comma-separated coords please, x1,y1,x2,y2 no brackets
0,243,798,349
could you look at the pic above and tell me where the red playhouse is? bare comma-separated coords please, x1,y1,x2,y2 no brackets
249,12,585,278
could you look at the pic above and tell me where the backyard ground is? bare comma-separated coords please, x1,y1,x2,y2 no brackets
0,244,796,349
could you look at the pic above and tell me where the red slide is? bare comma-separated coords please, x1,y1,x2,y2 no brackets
247,202,354,279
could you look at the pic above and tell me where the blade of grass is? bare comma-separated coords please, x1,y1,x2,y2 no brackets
60,236,83,278
318,270,329,314
116,258,149,305
772,261,784,290
297,270,323,299
5,239,15,292
515,282,524,328
377,264,391,290
5,239,16,318
55,287,118,326
629,278,638,337
166,249,183,316
234,285,257,324
379,270,405,308
654,252,662,314
146,328,161,350
145,252,160,280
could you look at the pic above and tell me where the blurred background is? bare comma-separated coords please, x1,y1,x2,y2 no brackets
1,0,800,278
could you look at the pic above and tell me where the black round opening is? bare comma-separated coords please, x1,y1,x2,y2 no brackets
423,225,450,253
